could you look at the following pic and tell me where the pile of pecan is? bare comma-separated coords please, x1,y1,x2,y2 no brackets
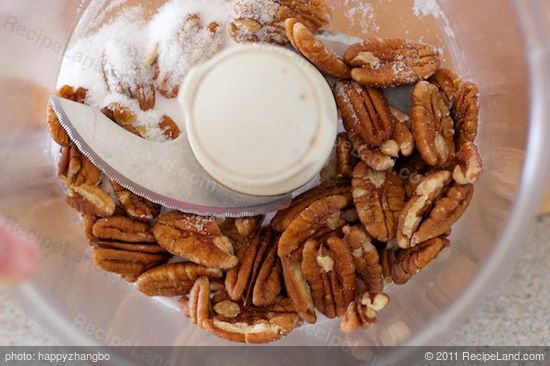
47,0,482,344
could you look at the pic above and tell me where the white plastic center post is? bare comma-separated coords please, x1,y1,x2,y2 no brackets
179,44,338,196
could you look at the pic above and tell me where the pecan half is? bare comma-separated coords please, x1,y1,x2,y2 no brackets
301,236,355,318
48,85,88,146
93,216,156,243
180,278,300,343
344,39,440,87
202,311,299,344
92,248,168,282
102,40,155,110
280,255,316,323
453,142,482,185
158,115,181,140
411,183,473,246
396,170,452,249
392,236,449,284
352,162,405,242
412,81,456,167
111,181,161,222
178,276,212,327
393,123,414,157
336,133,358,178
136,262,223,297
346,130,396,171
213,300,241,319
101,103,146,137
278,195,349,257
69,184,116,218
431,68,479,146
271,178,351,232
225,229,282,307
58,144,101,189
334,81,394,146
342,226,383,294
340,292,389,332
153,211,238,269
285,18,350,78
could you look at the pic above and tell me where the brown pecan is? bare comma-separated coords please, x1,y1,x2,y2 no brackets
136,262,223,297
391,107,415,157
204,295,300,343
69,184,116,218
412,81,456,167
280,255,316,323
278,195,349,257
92,248,168,282
231,0,330,45
178,276,212,327
285,18,350,78
101,41,155,111
110,180,161,222
93,216,156,243
431,68,479,146
411,183,473,246
334,81,394,146
346,130,396,171
58,144,101,189
153,211,238,269
340,292,389,332
202,311,299,344
352,162,405,242
271,178,351,232
213,300,241,319
158,115,180,140
396,170,452,249
392,236,449,284
336,133,358,178
301,236,355,318
342,226,383,294
48,85,88,146
101,103,146,137
225,229,282,307
344,39,440,87
453,142,482,185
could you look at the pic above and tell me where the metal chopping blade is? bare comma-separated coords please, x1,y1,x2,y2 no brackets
49,97,292,217
49,31,361,218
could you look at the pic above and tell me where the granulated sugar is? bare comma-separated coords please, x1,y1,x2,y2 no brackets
57,0,235,142
148,1,231,97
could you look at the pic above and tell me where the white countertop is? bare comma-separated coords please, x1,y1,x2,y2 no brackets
1,217,548,347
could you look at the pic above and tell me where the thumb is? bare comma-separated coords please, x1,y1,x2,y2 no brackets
0,223,39,285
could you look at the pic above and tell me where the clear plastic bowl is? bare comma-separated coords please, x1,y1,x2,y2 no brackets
1,0,549,362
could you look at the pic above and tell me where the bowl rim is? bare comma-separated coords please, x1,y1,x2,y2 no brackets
8,0,550,360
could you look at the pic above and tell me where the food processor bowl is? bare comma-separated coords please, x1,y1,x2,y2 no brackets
1,0,549,363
